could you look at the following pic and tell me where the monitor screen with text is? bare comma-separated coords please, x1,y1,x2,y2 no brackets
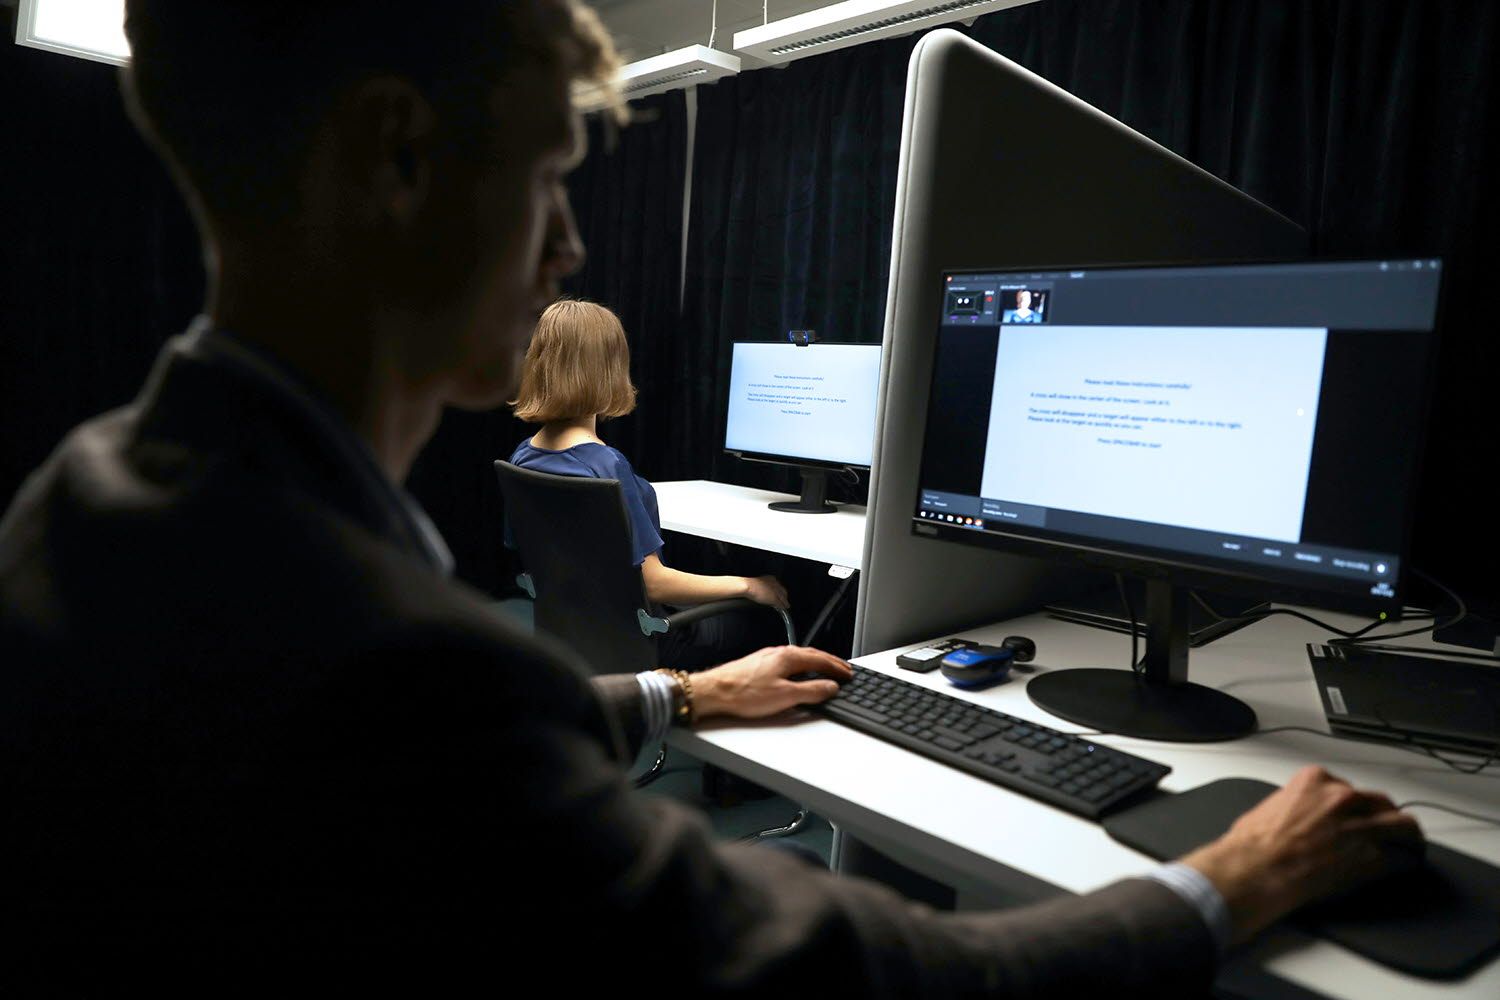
725,342,882,468
913,259,1443,607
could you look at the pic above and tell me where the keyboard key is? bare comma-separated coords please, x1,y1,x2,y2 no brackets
836,703,889,726
931,725,976,746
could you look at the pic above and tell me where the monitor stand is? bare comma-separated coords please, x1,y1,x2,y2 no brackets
1026,579,1257,742
768,468,837,514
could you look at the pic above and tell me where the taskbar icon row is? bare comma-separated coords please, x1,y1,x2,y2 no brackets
917,509,986,530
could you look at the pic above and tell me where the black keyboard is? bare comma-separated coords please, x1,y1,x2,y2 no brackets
811,665,1170,820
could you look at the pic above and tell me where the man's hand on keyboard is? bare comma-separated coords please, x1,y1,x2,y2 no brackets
1180,764,1425,945
693,646,852,720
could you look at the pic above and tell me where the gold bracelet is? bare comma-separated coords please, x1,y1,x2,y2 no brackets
675,669,695,726
655,668,695,725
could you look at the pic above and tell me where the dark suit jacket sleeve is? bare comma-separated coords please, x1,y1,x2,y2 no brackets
590,672,649,754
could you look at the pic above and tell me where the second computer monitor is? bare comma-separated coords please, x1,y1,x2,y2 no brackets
725,341,882,513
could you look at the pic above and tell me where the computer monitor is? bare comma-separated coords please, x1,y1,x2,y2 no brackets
912,258,1445,741
724,341,882,513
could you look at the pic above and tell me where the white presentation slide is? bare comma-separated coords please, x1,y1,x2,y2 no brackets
725,343,882,466
980,325,1328,542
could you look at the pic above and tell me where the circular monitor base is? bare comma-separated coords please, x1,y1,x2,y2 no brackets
1027,668,1257,743
768,500,836,514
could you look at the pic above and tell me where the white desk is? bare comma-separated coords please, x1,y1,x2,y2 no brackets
653,480,866,570
671,609,1500,999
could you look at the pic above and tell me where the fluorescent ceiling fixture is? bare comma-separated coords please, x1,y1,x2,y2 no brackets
618,44,740,100
735,0,1037,65
15,0,130,66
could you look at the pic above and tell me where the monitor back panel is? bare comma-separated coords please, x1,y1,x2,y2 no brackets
855,30,1307,656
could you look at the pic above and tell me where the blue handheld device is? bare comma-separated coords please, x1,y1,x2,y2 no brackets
939,645,1015,688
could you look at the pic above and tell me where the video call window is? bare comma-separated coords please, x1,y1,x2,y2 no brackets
1001,287,1046,324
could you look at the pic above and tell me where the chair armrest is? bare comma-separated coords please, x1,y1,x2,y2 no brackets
664,601,796,645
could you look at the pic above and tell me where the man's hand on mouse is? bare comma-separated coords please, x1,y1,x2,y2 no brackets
691,646,852,720
1180,764,1425,945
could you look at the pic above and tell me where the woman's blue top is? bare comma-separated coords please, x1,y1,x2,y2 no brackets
508,439,664,566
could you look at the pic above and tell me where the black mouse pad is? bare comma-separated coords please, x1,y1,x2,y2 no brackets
1102,778,1500,979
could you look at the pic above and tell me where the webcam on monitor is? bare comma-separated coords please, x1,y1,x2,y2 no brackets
786,329,819,347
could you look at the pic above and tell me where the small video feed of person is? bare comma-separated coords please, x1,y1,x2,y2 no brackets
1001,288,1046,324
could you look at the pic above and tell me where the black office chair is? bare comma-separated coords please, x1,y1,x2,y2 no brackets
494,461,799,806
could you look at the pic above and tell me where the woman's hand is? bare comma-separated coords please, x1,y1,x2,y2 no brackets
692,646,852,719
742,575,790,609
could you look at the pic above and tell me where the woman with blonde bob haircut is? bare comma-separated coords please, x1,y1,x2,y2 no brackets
511,300,637,424
509,300,789,670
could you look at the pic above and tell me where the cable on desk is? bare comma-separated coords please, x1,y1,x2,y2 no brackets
1394,800,1500,828
1329,569,1500,661
1189,591,1412,640
1189,567,1479,653
1114,573,1144,674
1110,576,1441,670
1331,567,1467,647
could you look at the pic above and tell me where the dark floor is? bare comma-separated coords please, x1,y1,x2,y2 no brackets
629,743,836,864
496,597,836,864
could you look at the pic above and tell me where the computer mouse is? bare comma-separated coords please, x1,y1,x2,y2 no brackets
939,645,1014,688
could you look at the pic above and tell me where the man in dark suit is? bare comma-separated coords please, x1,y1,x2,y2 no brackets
0,1,1420,991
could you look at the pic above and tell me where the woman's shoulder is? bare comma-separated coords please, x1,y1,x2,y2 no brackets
510,436,645,484
597,444,642,477
510,438,597,472
558,440,635,480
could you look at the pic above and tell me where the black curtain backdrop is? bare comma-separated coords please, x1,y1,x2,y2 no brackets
4,1,1497,610
0,40,203,512
560,91,687,477
681,35,913,497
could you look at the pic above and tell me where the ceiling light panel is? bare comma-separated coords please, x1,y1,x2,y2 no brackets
734,0,1036,65
15,0,130,66
619,44,742,100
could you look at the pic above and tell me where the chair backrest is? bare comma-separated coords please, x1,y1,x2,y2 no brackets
494,461,657,676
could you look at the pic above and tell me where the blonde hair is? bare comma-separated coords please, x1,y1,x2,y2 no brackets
557,1,629,126
511,300,638,423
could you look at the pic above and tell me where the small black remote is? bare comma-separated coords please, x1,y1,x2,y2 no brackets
896,637,975,673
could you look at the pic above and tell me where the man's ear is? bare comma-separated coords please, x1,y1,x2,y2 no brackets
348,77,435,228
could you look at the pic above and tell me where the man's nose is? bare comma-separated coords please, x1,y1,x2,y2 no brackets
544,190,585,279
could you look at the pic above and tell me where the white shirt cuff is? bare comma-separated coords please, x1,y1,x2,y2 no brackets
1139,861,1233,957
634,671,676,748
